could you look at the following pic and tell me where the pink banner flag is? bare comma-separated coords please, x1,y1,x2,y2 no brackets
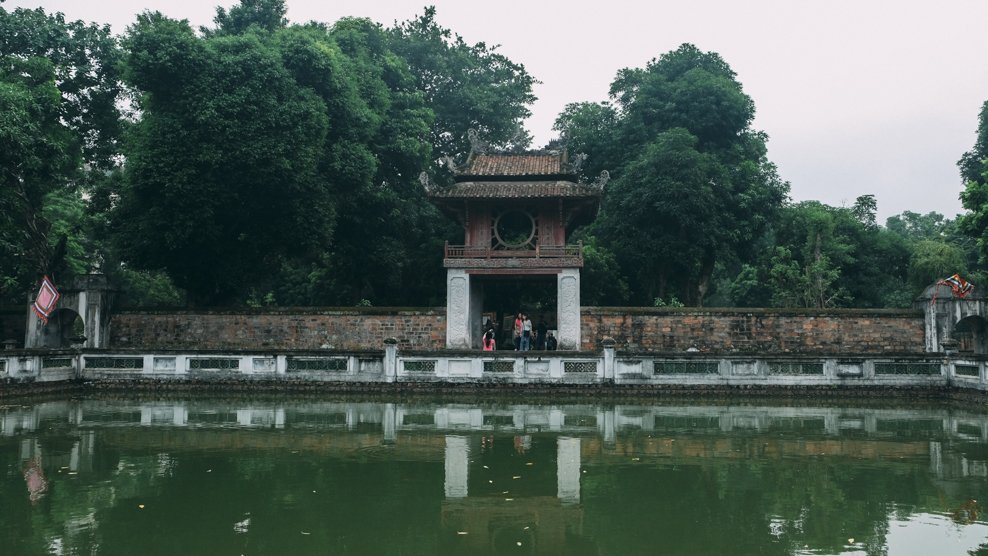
32,276,60,324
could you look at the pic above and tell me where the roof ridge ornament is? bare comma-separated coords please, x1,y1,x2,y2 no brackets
590,170,610,191
569,153,588,175
418,171,436,194
441,155,457,172
467,128,488,155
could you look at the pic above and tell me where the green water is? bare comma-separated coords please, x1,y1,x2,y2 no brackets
3,397,988,555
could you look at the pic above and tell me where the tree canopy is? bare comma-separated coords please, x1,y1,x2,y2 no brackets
2,3,983,310
558,44,788,306
0,6,123,304
105,2,537,306
960,99,988,269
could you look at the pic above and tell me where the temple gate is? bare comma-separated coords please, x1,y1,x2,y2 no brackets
425,146,607,350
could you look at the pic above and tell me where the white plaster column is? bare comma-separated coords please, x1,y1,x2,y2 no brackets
557,269,581,350
444,435,469,498
383,338,398,382
602,338,616,380
446,269,473,349
557,436,581,504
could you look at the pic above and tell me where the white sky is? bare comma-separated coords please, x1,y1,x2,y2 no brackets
9,0,988,222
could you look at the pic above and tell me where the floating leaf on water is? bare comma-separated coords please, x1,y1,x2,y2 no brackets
301,531,311,535
526,462,534,466
516,542,522,546
457,531,468,535
505,498,514,501
233,517,250,533
138,504,145,509
848,538,854,543
512,476,521,479
488,480,493,484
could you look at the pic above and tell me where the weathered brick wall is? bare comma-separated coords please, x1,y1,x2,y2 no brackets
581,307,926,354
110,308,446,351
108,306,927,354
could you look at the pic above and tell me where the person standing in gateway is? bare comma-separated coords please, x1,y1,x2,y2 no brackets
521,314,533,351
513,313,523,351
482,329,496,351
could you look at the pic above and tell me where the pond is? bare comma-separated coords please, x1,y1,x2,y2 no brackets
2,395,988,555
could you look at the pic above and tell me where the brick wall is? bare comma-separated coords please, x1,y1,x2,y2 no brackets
581,307,926,354
109,308,446,351
108,306,927,354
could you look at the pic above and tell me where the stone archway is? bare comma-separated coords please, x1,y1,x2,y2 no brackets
953,315,988,355
916,282,988,353
38,309,85,349
25,274,112,349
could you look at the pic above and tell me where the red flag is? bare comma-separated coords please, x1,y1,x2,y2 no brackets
938,274,975,299
32,276,60,324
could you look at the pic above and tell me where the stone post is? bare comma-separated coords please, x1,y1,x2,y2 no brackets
602,337,616,381
556,268,582,350
383,337,398,382
446,269,475,349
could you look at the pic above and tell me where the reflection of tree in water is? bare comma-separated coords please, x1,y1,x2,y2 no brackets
578,455,960,556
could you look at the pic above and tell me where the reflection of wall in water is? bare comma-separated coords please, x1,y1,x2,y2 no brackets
8,401,988,481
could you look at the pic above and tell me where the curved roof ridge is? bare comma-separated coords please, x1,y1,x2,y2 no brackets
460,151,569,177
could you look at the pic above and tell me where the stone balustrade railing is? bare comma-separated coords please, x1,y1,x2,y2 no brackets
3,343,987,394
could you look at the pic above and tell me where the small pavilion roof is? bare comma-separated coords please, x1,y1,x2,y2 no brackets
429,180,601,200
460,153,566,177
426,150,605,201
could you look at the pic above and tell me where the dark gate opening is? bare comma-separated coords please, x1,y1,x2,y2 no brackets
41,309,84,349
477,276,556,350
954,316,988,355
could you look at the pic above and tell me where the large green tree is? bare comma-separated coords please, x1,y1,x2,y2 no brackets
389,7,537,160
112,2,460,307
557,44,788,305
113,11,332,305
0,6,122,304
268,17,444,306
960,99,988,265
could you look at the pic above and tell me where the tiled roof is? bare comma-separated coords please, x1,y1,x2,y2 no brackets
461,154,565,177
429,180,601,199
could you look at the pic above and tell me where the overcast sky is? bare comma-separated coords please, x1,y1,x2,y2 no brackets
9,0,988,222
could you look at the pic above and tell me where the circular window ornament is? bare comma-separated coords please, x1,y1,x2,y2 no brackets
494,209,536,249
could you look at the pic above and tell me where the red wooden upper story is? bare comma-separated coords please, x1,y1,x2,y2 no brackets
426,150,607,271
